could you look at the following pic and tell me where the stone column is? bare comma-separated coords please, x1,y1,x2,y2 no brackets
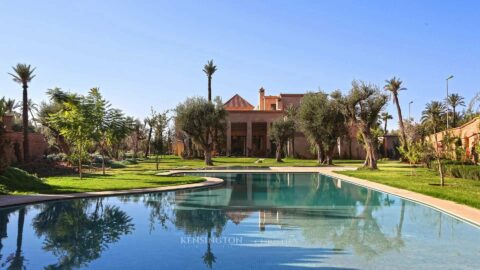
226,121,232,156
246,121,252,157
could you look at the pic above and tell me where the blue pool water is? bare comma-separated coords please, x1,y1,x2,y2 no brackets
0,173,479,269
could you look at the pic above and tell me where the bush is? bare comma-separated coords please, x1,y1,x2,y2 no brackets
444,165,480,181
110,162,126,169
0,167,51,193
121,158,138,165
45,153,68,163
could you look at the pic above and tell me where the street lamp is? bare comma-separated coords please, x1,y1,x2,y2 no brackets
446,75,454,129
409,101,413,121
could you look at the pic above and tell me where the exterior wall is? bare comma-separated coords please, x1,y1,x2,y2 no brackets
427,117,480,158
2,115,49,162
3,132,49,163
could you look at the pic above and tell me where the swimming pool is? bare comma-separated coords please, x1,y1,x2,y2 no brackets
0,173,478,269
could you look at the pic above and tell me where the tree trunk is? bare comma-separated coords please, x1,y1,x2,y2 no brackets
79,140,83,179
145,127,152,158
434,132,445,186
394,94,408,152
275,142,283,162
22,84,29,162
452,107,456,128
316,142,324,165
384,119,388,134
208,76,212,102
101,150,106,175
15,208,25,261
204,145,213,166
325,145,335,165
362,136,378,169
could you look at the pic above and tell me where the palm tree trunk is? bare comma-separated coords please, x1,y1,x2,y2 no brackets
208,76,212,102
394,94,408,151
384,119,388,134
452,106,456,128
22,84,29,162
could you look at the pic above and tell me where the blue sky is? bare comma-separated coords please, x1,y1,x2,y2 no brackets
0,0,479,128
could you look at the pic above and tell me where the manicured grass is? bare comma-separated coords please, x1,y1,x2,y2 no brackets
147,155,364,169
0,160,204,195
336,161,480,209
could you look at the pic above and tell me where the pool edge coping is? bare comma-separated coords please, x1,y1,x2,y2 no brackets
0,175,224,208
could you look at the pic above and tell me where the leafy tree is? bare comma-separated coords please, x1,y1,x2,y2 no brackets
175,97,226,165
270,118,295,162
87,88,128,174
384,77,408,151
380,112,393,134
332,80,388,169
421,101,446,186
9,63,36,162
446,93,465,128
151,110,169,170
38,88,71,154
298,92,346,165
203,60,217,102
46,89,95,179
143,108,157,158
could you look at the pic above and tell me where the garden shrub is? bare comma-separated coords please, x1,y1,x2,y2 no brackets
444,164,480,181
110,161,126,168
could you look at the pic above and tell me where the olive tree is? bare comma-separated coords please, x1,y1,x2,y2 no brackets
332,81,388,169
269,118,295,162
175,97,226,165
298,91,347,165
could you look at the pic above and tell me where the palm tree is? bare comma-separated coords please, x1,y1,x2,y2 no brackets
380,112,393,134
445,93,465,128
384,77,407,150
421,101,446,186
203,60,217,102
9,64,36,162
5,99,20,115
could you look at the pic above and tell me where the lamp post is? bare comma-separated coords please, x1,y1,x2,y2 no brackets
446,75,454,129
409,101,413,121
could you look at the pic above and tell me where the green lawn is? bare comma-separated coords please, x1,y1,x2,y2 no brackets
336,161,480,209
148,155,363,169
1,160,204,195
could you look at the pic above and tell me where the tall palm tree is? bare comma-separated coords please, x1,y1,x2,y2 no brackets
203,60,217,102
9,64,36,162
421,101,446,186
384,77,407,150
380,112,393,134
445,93,465,128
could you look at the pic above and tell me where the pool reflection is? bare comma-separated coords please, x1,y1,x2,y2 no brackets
0,173,478,269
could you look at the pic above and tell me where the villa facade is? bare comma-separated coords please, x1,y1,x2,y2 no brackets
223,88,366,159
